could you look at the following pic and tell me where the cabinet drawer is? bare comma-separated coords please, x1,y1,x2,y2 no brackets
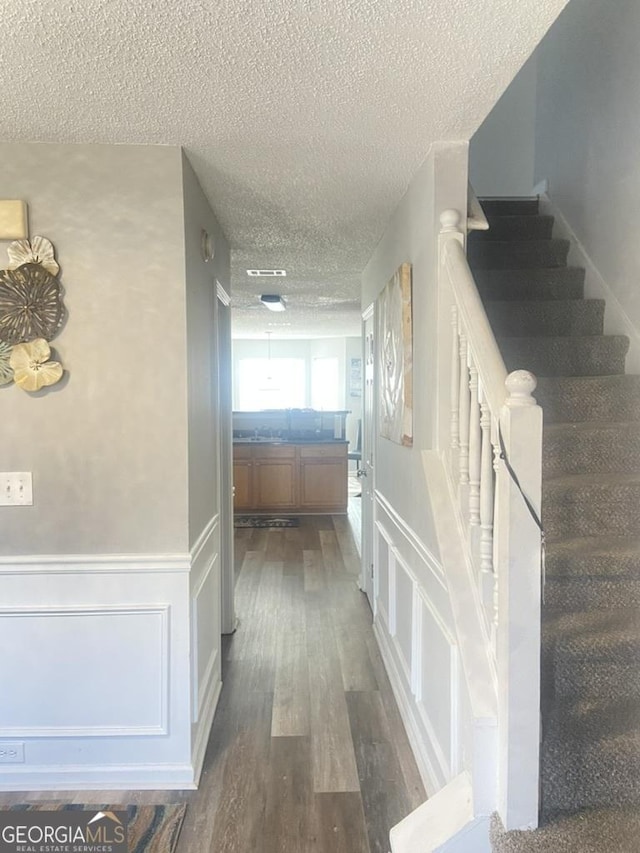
233,445,253,459
299,443,346,459
253,444,296,459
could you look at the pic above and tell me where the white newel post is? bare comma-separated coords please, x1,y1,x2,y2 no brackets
495,370,543,831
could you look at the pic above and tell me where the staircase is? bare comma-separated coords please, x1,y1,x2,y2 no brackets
467,199,640,851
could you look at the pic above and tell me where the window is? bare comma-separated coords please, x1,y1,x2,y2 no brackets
311,357,339,410
237,358,305,410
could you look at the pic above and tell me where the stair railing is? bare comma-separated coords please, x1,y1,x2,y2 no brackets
438,205,544,830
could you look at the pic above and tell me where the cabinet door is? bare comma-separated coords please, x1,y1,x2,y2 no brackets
254,459,297,509
299,458,347,511
233,459,253,511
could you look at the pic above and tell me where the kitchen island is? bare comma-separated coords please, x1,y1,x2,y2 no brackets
233,439,348,514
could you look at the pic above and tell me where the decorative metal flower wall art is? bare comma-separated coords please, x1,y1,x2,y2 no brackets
7,236,59,276
10,338,63,391
0,264,65,344
0,236,66,392
0,340,13,385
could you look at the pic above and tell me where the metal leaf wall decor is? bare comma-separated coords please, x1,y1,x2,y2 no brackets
0,236,66,391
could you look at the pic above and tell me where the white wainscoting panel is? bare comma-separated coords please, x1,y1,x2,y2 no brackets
189,514,223,783
0,606,168,737
0,554,194,790
374,491,464,795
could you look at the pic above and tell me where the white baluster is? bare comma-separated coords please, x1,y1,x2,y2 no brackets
479,393,494,574
491,440,501,647
451,305,460,451
468,361,480,526
458,330,469,487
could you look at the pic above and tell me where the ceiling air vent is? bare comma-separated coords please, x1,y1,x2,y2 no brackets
247,269,287,277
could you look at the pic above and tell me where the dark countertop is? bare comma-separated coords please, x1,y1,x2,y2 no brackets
233,438,348,445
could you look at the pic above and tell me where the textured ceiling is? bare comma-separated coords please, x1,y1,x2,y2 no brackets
1,0,568,338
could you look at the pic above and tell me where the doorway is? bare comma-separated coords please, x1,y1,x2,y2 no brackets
217,283,236,635
359,304,375,608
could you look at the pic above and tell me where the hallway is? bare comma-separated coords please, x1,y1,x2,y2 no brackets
187,515,425,851
0,516,425,852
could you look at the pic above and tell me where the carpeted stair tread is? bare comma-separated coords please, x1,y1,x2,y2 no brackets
490,807,640,853
481,196,640,849
468,238,570,270
479,198,539,216
486,299,604,338
546,535,640,577
535,374,640,423
543,471,640,540
543,609,640,700
471,214,555,241
498,334,629,377
543,421,640,476
541,698,640,813
474,268,585,301
544,536,640,610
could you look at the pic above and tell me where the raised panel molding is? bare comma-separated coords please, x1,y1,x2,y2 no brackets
0,605,170,738
372,499,462,793
190,513,220,569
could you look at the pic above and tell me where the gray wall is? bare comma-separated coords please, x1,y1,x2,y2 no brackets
362,142,468,545
469,55,538,198
534,0,640,331
0,143,190,556
182,152,231,548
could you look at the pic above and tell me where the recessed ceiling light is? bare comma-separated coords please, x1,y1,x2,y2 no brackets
247,269,287,277
260,294,286,312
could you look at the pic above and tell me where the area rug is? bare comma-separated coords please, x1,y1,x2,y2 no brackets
2,803,186,853
234,516,300,528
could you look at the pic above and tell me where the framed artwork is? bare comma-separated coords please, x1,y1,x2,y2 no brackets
378,262,413,446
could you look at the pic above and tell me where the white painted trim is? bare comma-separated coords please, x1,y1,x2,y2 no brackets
191,552,218,723
390,772,491,853
216,280,231,306
362,302,375,321
0,605,170,738
0,554,190,573
411,585,423,700
374,616,442,796
389,548,397,636
392,632,412,686
415,697,452,781
539,192,640,372
191,673,222,785
190,513,219,566
450,645,461,777
0,764,197,791
375,490,446,588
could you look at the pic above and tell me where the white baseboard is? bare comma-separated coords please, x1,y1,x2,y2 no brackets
539,192,640,373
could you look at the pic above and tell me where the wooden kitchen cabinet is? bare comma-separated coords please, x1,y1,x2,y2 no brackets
299,444,348,511
232,446,253,512
253,445,297,510
233,442,347,514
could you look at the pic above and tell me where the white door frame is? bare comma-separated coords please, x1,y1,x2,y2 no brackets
359,303,375,608
217,282,236,635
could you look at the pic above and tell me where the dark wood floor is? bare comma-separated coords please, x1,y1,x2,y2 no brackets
0,515,425,852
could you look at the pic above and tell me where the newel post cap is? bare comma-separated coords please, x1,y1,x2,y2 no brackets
505,370,537,407
440,209,462,232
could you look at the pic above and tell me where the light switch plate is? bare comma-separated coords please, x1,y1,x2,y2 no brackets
0,472,33,506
